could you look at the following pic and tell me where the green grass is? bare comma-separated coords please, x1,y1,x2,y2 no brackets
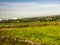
0,25,60,45
0,21,60,26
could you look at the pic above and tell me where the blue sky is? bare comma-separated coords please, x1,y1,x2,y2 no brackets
0,0,59,3
0,0,60,19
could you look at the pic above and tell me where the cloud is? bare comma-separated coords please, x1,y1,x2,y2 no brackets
0,2,60,19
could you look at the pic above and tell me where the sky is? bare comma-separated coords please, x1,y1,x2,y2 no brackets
0,0,60,19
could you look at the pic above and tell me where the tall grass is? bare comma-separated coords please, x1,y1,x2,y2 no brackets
0,25,60,45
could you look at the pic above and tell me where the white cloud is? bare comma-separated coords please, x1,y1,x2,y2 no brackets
0,2,60,19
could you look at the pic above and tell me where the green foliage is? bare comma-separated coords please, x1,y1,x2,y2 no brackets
0,15,60,45
0,25,60,45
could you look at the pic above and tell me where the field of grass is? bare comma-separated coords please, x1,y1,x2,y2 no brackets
0,21,60,45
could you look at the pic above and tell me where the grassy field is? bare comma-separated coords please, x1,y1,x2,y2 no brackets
0,21,60,45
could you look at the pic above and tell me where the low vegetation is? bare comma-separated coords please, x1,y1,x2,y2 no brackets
0,15,60,45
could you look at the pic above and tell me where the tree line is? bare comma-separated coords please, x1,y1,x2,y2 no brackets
0,15,60,23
